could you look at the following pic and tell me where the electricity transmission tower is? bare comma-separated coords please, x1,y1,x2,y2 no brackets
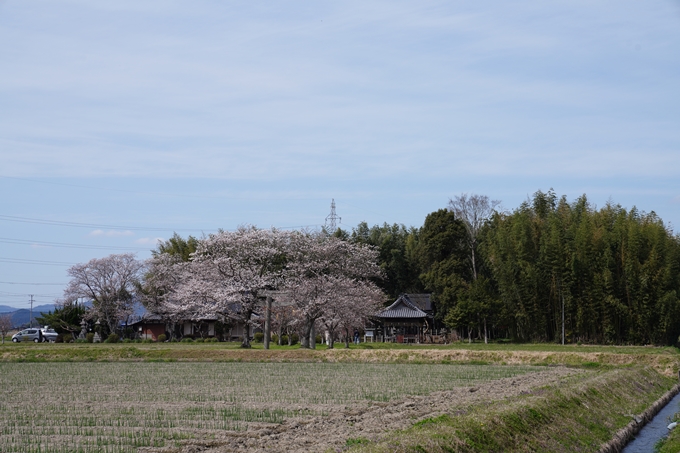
325,199,341,231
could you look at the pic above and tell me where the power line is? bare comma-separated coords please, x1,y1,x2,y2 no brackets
0,281,67,286
0,290,60,298
0,257,75,266
0,237,148,251
0,215,206,232
0,174,240,200
0,215,325,235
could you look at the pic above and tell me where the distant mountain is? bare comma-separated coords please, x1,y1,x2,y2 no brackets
33,304,57,313
0,304,56,314
1,304,57,328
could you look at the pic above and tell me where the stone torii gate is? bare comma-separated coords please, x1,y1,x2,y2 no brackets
257,290,293,350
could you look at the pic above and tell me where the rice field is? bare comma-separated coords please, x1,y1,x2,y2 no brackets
0,362,541,453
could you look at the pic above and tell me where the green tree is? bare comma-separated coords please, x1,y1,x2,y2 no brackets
36,302,87,338
415,209,470,329
152,232,198,262
351,222,422,299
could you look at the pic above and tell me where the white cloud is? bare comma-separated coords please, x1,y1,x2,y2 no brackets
135,237,164,245
89,230,135,237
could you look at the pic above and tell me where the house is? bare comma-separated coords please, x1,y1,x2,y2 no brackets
129,314,167,341
130,308,260,341
367,294,436,343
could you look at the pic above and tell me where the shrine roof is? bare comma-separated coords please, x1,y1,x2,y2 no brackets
375,294,430,319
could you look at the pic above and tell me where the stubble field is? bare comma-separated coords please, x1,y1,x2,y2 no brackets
0,343,677,452
0,361,559,453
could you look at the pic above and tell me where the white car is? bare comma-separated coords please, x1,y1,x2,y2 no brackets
11,327,58,343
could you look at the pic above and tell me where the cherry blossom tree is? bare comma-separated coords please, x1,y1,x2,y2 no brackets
167,227,289,348
318,276,384,348
0,314,12,344
269,304,298,345
64,253,144,336
143,227,385,349
284,232,384,349
138,252,193,339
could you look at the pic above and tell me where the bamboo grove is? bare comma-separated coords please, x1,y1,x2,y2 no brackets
344,190,680,345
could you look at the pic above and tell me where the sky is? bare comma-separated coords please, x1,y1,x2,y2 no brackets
1,1,679,309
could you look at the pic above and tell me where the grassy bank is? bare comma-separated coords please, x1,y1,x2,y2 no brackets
1,342,678,376
347,367,676,453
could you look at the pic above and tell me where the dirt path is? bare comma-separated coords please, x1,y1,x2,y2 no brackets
147,366,582,453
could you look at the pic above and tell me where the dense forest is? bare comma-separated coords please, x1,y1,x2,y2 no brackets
340,190,680,345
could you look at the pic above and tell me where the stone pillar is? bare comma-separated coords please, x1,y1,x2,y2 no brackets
264,296,272,350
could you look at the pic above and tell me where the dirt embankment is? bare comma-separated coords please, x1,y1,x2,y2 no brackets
3,345,677,376
148,347,678,377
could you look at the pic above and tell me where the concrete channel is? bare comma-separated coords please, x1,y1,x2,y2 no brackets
599,380,680,453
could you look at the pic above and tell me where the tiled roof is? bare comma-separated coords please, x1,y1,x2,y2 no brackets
405,294,432,312
375,294,429,319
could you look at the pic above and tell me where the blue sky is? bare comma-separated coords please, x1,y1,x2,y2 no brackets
1,1,679,309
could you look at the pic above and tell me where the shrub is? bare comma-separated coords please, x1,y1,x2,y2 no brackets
105,333,119,343
254,332,264,343
315,334,322,344
208,337,219,342
181,337,194,343
281,334,299,346
142,339,153,343
271,334,278,344
75,338,88,343
122,338,133,343
60,333,74,343
86,333,95,343
195,338,205,343
157,334,167,343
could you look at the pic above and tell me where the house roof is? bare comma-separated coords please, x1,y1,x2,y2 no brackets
375,294,430,319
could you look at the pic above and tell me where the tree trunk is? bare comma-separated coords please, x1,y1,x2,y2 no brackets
471,243,478,281
277,324,283,346
344,327,350,348
300,318,312,348
241,315,251,348
309,323,316,349
484,317,488,344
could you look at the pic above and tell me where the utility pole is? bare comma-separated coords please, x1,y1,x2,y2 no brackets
325,199,341,232
561,291,565,346
29,294,34,328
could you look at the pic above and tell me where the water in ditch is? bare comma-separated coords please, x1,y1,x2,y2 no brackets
622,392,680,452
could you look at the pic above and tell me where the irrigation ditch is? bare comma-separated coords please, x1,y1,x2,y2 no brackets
601,381,680,453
